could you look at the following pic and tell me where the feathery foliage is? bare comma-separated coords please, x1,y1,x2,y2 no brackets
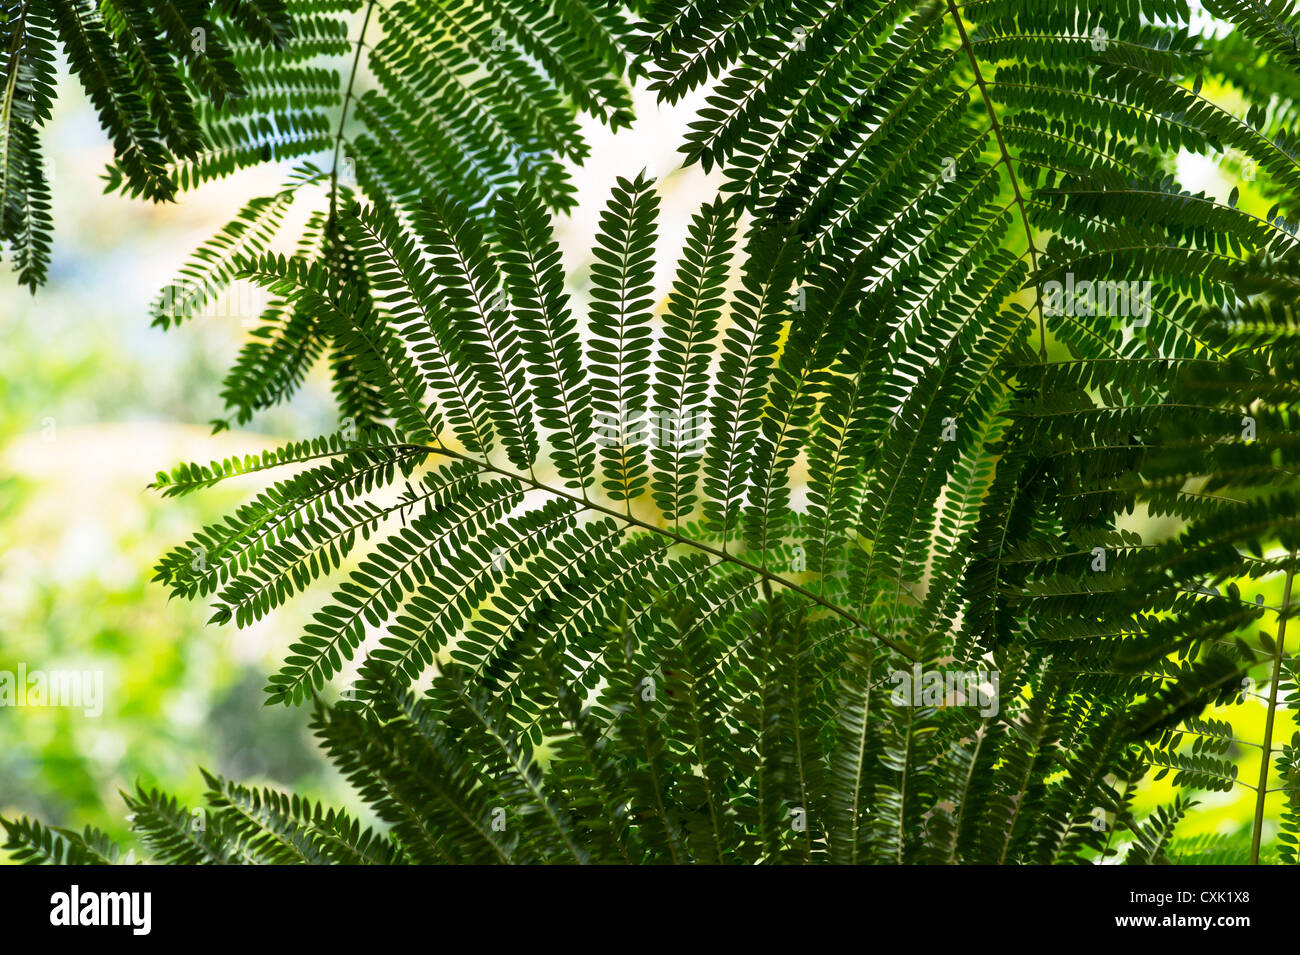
0,0,289,287
7,0,1300,864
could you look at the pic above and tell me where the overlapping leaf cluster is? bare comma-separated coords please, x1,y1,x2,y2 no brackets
0,0,300,288
145,0,643,432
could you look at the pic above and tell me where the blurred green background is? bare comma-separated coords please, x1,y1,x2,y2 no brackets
0,70,355,845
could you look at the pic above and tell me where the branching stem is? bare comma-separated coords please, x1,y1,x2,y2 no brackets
1250,550,1295,864
398,442,919,660
947,0,1047,359
328,0,377,223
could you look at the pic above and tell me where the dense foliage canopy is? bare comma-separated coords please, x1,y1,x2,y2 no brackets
3,0,1300,864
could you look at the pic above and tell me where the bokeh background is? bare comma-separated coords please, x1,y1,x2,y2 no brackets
0,19,1293,860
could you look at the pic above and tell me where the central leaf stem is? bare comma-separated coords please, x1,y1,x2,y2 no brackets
946,0,1047,359
399,441,919,660
1251,550,1296,864
329,0,378,222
